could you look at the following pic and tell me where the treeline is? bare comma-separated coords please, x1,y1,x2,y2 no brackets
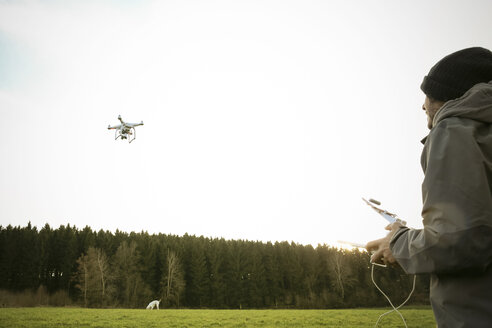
0,223,429,308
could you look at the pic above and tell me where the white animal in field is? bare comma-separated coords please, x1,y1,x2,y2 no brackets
146,299,161,310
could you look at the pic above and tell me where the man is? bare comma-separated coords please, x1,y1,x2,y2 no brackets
366,47,492,327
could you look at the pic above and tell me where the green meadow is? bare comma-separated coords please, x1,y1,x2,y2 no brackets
0,307,436,328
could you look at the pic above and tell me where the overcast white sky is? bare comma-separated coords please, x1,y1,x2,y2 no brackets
1,0,491,247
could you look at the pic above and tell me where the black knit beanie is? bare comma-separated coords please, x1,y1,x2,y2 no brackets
420,47,492,102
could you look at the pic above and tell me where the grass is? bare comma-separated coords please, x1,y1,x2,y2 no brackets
0,307,436,328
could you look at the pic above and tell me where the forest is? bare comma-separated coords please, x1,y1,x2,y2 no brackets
0,223,429,309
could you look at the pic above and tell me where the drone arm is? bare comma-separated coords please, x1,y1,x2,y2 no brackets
127,122,144,127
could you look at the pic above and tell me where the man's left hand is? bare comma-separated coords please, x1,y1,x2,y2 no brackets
366,222,403,265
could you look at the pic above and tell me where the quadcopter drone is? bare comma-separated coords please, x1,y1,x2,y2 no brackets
107,115,144,143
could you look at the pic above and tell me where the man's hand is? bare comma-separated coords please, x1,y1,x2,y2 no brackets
366,222,404,266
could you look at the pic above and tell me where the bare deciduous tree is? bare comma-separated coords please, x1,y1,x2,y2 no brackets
74,247,112,307
330,250,346,300
161,249,185,307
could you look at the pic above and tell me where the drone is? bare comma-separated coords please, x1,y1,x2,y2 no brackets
107,115,144,143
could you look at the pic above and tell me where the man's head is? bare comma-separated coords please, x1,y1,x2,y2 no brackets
422,96,445,130
421,47,492,102
420,47,492,129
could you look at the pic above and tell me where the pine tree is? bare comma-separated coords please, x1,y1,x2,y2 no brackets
186,238,209,307
113,241,151,307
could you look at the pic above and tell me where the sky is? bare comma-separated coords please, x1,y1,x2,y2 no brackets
1,0,491,247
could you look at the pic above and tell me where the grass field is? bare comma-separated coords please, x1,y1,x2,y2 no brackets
0,307,436,328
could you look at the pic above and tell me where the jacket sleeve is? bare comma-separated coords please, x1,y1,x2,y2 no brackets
390,118,492,275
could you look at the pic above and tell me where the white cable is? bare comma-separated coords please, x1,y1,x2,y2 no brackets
371,263,416,328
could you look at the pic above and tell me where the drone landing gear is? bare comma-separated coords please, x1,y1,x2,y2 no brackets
115,128,136,143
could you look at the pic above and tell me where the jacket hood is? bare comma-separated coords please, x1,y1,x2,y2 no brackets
433,81,492,126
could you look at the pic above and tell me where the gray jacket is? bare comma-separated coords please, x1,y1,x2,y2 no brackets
390,81,492,328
